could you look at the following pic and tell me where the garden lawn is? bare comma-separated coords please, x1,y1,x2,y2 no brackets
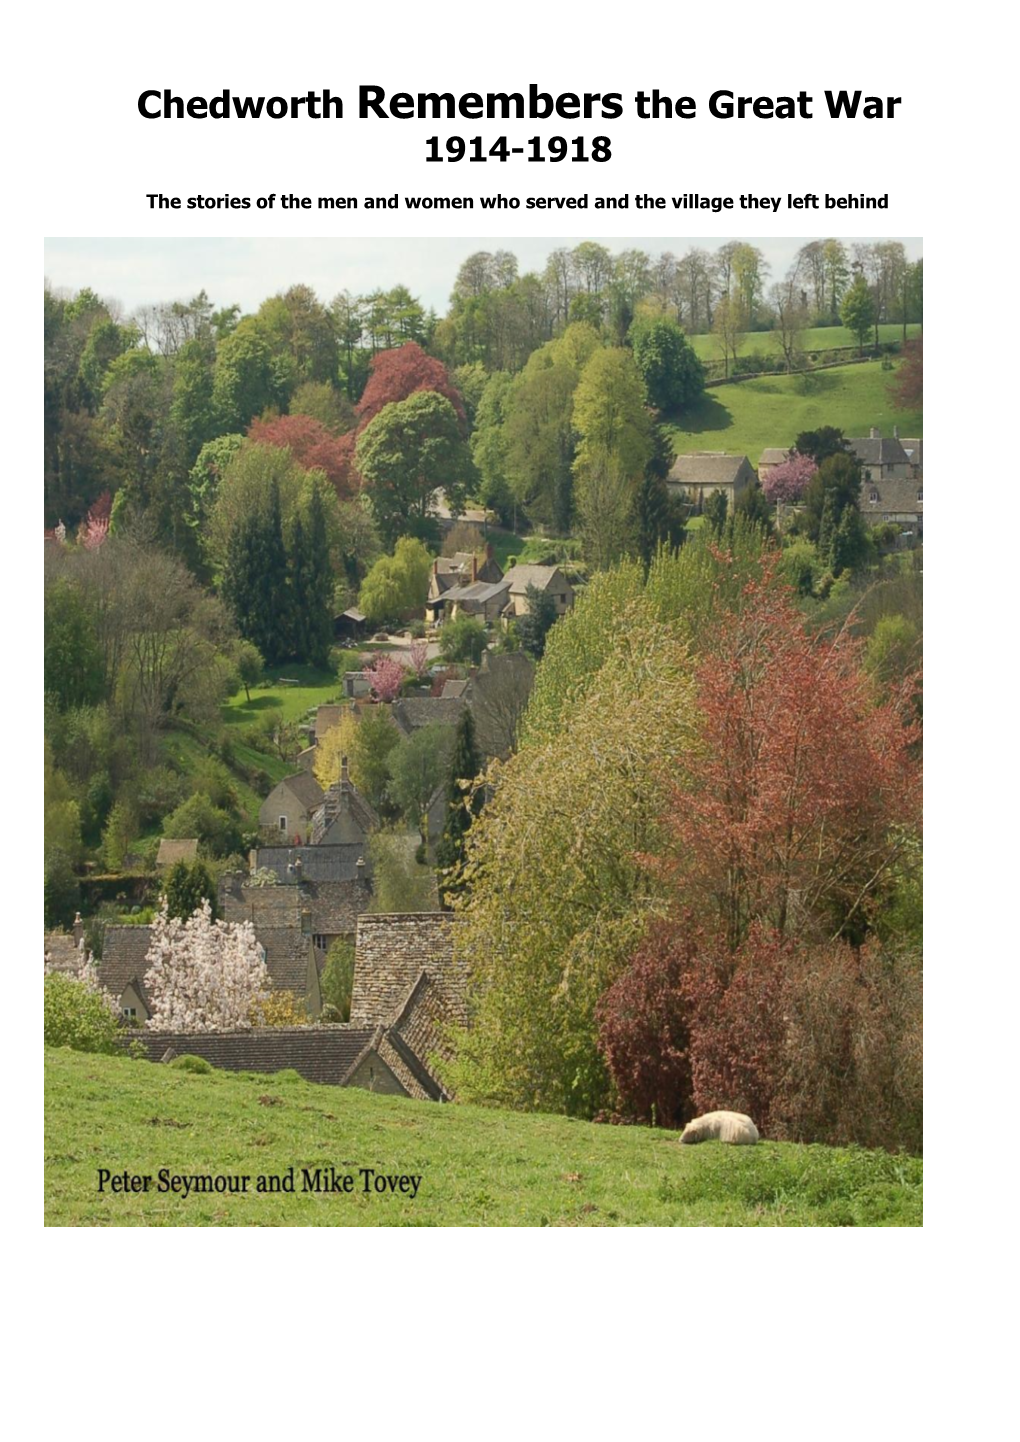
662,359,922,467
45,1049,922,1227
221,663,343,730
687,322,922,362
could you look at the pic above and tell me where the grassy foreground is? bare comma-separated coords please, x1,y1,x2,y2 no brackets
45,1050,921,1227
663,358,922,466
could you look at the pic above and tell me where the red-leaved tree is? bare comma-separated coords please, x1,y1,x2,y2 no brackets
661,566,921,948
247,414,358,498
354,343,466,432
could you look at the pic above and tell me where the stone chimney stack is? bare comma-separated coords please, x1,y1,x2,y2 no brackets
472,553,478,582
300,908,312,936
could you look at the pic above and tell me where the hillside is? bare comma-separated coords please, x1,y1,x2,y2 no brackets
45,1049,922,1226
662,358,923,466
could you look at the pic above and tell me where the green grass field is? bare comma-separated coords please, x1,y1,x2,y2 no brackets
221,663,342,731
662,359,922,466
44,1049,922,1227
688,323,922,362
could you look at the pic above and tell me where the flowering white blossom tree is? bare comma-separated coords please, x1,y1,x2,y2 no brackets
144,900,270,1032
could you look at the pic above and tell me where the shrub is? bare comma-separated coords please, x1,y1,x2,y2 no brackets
253,991,307,1027
44,973,121,1055
322,940,356,1021
440,614,487,666
170,1054,214,1074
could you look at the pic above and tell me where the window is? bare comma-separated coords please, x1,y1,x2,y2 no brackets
279,815,287,832
917,488,923,502
869,489,879,504
122,1006,137,1019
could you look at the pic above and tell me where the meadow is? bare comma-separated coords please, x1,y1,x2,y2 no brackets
45,1049,923,1227
687,322,922,362
663,358,922,465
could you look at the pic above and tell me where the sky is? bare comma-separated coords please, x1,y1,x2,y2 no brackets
44,237,923,319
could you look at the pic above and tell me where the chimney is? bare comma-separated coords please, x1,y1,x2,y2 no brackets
73,911,84,947
433,559,439,576
870,427,879,439
300,908,312,936
472,553,478,582
341,754,350,784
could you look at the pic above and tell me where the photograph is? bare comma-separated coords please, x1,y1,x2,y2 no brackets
42,234,923,1226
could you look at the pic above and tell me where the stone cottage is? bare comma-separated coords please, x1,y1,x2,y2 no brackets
666,452,756,512
259,772,325,844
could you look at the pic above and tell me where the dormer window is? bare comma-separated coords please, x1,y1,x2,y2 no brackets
869,489,879,504
279,815,287,832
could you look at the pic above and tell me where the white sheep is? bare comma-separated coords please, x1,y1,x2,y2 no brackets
679,1110,759,1145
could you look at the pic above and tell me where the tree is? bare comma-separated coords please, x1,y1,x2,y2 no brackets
629,317,706,411
893,338,923,411
734,479,773,536
572,347,652,483
435,709,483,905
162,793,242,858
659,569,921,949
288,483,334,667
221,479,292,664
162,859,217,921
313,708,360,791
761,452,817,504
144,900,270,1032
444,619,700,1117
354,342,466,432
712,295,743,378
840,271,877,356
703,490,728,534
822,239,849,322
800,451,863,545
212,318,282,432
441,614,487,666
576,449,637,572
367,831,439,911
348,707,401,812
516,586,558,660
358,536,432,626
362,652,407,703
466,652,535,761
769,276,810,372
44,579,105,710
44,973,121,1054
247,413,357,499
355,390,473,547
235,640,263,702
321,939,355,1021
470,371,516,526
387,723,455,836
795,427,852,466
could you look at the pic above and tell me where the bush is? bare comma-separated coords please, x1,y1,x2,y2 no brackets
253,991,307,1027
440,614,487,666
169,1054,214,1074
44,973,121,1055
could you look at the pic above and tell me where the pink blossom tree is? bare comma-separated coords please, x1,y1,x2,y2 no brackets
408,638,430,681
144,900,270,1032
762,452,817,505
363,651,407,703
79,491,112,550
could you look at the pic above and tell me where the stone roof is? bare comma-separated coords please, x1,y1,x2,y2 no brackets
304,878,374,937
310,774,379,844
862,476,924,520
314,704,347,742
350,913,468,1028
391,696,467,736
99,926,154,1007
848,432,910,468
667,452,752,485
44,931,82,974
124,1026,377,1086
220,876,306,928
501,564,566,595
256,927,319,999
900,438,923,470
440,678,470,698
156,838,199,867
758,447,790,469
390,970,458,1098
252,844,370,882
272,771,325,810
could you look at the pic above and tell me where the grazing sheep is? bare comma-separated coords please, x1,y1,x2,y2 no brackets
679,1110,759,1145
